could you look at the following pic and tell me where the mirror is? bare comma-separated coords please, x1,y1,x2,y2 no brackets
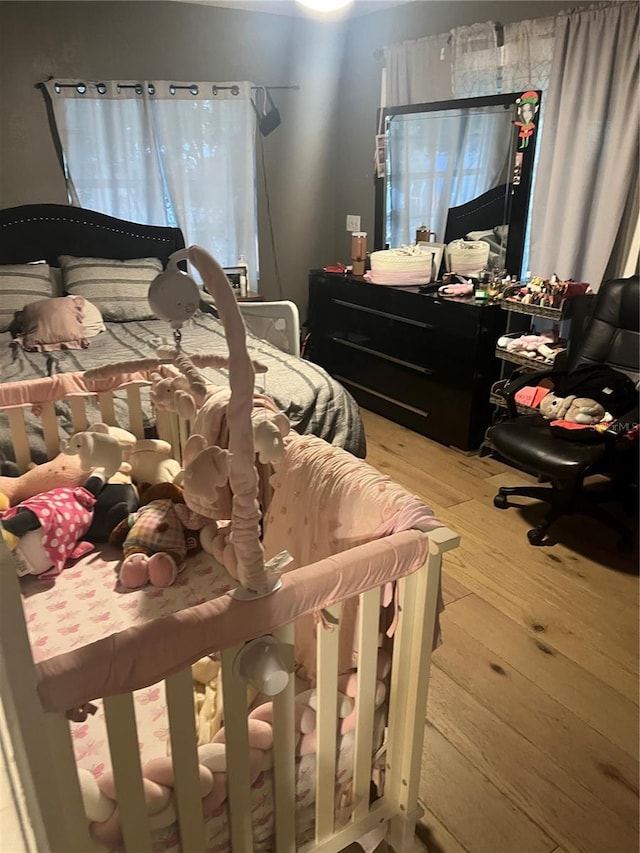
374,91,542,277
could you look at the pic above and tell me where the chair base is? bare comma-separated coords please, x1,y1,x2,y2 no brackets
493,482,634,549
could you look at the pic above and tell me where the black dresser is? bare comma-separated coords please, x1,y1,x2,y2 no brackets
307,271,507,451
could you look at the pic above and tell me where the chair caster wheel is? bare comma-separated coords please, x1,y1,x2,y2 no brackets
527,527,546,546
493,494,509,509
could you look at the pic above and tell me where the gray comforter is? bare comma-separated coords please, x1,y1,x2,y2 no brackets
0,312,365,461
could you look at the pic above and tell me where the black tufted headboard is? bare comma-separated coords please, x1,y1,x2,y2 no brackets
0,204,186,269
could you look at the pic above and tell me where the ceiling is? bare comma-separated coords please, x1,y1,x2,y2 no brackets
173,0,413,18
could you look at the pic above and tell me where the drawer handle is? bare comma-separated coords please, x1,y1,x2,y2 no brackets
335,375,430,418
330,336,433,375
331,299,433,330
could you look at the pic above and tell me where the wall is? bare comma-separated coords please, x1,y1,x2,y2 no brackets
0,0,350,310
0,0,584,314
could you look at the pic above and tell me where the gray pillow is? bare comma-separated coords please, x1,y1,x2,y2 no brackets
0,262,55,333
59,256,163,322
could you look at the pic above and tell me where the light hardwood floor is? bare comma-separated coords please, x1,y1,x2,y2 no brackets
361,409,639,853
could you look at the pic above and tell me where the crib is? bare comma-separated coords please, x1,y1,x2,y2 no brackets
0,248,460,853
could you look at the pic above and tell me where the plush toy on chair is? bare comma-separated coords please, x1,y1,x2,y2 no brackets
539,393,606,425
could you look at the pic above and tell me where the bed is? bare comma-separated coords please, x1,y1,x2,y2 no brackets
0,203,365,461
0,277,460,852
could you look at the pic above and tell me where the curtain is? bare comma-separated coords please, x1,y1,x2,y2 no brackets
46,80,259,285
383,33,452,107
451,18,555,98
528,2,639,288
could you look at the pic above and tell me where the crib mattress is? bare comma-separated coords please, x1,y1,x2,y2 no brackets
22,547,236,663
21,547,371,852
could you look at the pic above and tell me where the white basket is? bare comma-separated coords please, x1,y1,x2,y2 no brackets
445,239,490,276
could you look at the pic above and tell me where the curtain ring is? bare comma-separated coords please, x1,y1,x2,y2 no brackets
147,83,155,95
76,83,87,95
231,85,240,96
189,84,199,96
169,84,176,95
96,82,107,95
212,85,218,96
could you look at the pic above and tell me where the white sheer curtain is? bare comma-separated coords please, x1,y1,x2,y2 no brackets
46,80,259,285
451,18,555,98
528,2,639,288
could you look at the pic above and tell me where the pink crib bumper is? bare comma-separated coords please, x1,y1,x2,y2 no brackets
35,529,429,714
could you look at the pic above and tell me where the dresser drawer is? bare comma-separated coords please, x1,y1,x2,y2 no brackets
312,274,483,340
320,298,481,383
308,270,505,450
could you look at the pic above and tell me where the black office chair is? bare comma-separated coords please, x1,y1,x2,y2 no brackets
486,276,639,546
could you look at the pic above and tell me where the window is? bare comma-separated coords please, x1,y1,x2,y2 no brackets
47,80,259,286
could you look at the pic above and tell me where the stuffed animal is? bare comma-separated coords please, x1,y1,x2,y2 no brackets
0,433,123,578
109,482,212,588
128,439,182,488
1,474,108,578
0,452,88,507
539,393,606,425
62,429,123,481
84,468,139,544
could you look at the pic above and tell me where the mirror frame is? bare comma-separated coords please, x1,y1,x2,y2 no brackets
374,90,542,277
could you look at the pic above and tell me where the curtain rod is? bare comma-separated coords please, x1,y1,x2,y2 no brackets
37,79,299,95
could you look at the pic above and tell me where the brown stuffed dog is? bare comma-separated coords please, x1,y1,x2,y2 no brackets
109,483,214,589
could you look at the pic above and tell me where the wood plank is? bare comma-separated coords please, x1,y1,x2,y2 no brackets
441,573,472,607
361,409,401,447
416,808,469,853
426,666,638,853
435,504,639,702
432,611,639,827
366,421,524,498
419,722,554,853
366,445,471,509
442,594,638,759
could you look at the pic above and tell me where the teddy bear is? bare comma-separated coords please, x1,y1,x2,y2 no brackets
109,482,213,589
539,392,607,425
128,438,182,488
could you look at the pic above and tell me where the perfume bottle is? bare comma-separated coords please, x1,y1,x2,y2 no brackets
237,254,248,298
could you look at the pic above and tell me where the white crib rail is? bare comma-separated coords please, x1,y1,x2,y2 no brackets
0,380,151,473
0,525,459,853
0,384,461,853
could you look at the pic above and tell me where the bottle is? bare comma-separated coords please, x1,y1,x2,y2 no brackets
237,254,248,298
416,225,433,245
351,232,367,276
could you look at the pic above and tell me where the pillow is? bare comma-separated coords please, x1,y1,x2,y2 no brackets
80,298,106,337
59,256,163,322
16,296,89,352
0,263,55,333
